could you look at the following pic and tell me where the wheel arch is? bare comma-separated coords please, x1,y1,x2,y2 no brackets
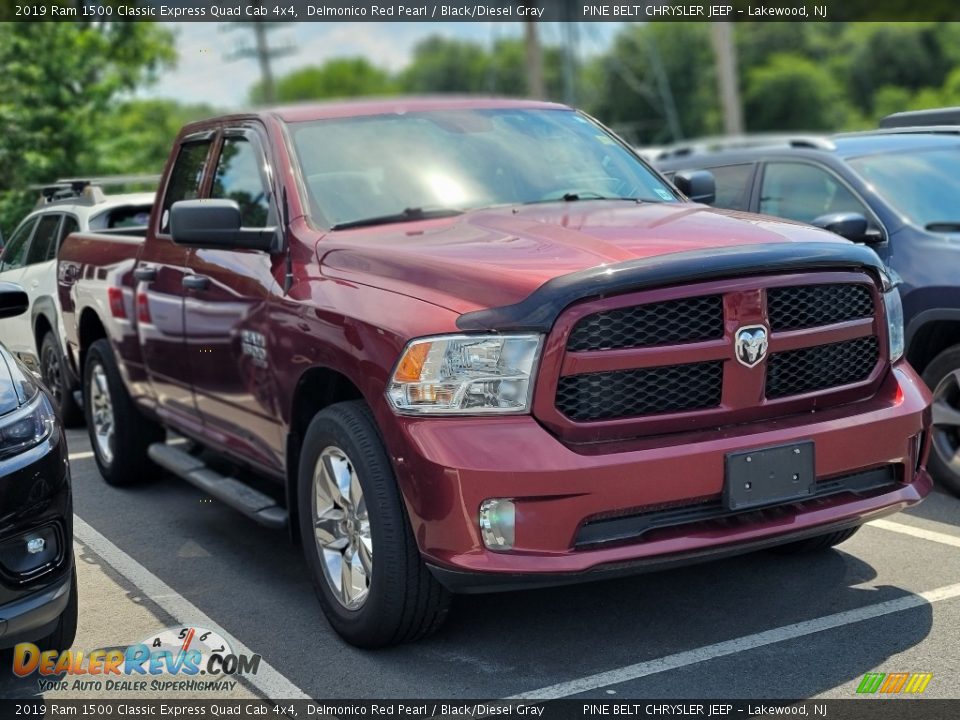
77,308,108,377
31,297,58,354
906,309,960,374
284,365,365,544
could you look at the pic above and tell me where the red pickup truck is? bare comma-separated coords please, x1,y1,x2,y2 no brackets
58,98,932,647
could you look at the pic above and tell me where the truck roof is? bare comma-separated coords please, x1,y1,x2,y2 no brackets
183,97,571,132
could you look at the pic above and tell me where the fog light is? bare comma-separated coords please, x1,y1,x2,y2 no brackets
26,537,45,555
0,525,59,577
479,498,515,551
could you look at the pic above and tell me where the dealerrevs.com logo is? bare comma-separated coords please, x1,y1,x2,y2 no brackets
13,626,261,693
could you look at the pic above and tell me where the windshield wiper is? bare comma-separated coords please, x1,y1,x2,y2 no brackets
331,207,463,231
522,193,647,206
925,222,960,233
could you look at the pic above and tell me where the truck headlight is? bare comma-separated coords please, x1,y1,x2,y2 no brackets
387,334,542,415
883,288,904,363
0,392,57,459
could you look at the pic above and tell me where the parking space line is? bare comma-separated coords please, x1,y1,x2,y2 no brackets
68,451,95,461
73,515,311,700
509,581,960,700
868,518,960,548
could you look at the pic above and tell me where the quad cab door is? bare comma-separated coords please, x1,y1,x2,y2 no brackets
135,133,216,428
182,127,285,472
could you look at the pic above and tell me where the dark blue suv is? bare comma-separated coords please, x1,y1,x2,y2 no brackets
657,117,960,496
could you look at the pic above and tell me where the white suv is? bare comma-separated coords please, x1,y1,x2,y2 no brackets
0,181,153,424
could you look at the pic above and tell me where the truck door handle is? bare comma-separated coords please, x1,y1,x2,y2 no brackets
133,267,157,282
182,275,209,291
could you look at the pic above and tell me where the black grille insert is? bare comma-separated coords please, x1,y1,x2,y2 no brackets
556,361,723,421
567,295,723,351
768,284,874,331
766,336,880,399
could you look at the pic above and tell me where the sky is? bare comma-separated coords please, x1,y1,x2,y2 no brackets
145,22,623,108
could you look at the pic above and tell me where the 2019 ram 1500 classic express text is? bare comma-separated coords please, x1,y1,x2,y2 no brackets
58,99,932,647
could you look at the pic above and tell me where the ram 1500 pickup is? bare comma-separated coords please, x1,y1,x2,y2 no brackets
58,98,932,647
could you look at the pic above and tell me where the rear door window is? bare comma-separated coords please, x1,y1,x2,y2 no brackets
57,216,79,254
0,217,38,272
759,162,868,223
707,164,756,211
160,140,213,233
26,214,62,265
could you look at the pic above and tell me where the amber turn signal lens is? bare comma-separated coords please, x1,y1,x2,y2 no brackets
394,341,431,383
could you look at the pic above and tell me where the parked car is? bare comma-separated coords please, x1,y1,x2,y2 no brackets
657,127,960,495
0,282,76,653
0,178,154,425
59,99,931,647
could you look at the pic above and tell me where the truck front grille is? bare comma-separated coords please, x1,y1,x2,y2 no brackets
567,295,723,351
555,361,723,421
541,274,886,438
768,283,874,331
766,336,880,399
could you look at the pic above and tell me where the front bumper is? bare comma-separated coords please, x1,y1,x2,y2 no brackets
0,568,72,647
381,364,932,592
0,426,74,647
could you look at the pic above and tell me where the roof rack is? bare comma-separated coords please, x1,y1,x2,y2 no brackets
653,134,835,160
837,125,960,139
30,174,161,208
880,107,960,129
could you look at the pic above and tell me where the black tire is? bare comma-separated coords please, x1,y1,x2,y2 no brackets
771,526,860,554
922,344,960,497
37,569,78,653
40,332,83,427
297,400,451,648
83,338,163,486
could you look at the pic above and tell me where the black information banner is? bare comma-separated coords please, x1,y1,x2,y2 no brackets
6,0,960,23
1,700,958,720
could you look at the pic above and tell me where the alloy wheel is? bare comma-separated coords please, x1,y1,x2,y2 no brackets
89,362,115,465
932,368,960,474
311,446,372,610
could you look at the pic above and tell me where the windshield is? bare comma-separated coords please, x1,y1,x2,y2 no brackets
848,145,960,229
289,108,678,228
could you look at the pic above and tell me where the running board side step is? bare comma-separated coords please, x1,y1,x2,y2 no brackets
147,443,288,530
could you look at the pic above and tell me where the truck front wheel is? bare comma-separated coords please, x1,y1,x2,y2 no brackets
297,400,451,647
923,344,960,497
83,339,163,486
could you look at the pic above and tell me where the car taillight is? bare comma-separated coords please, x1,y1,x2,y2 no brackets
107,287,126,319
136,292,151,324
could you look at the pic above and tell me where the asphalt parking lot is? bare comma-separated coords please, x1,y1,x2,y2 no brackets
2,426,959,701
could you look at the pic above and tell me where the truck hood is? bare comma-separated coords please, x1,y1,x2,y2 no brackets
319,201,856,316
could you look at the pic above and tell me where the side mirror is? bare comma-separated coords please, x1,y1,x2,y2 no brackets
170,199,278,252
812,212,873,242
673,170,716,205
0,282,29,319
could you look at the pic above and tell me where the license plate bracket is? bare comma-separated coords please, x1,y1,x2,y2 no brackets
723,441,815,511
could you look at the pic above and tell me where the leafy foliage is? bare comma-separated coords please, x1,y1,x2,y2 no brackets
0,22,175,235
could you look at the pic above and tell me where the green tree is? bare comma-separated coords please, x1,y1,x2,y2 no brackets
843,23,956,114
399,36,491,94
744,53,852,131
586,24,718,145
0,22,175,234
249,58,396,104
90,100,218,177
